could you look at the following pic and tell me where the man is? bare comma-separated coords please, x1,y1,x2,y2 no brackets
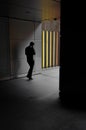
25,42,35,80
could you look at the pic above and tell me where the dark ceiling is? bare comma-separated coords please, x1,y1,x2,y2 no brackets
0,0,60,22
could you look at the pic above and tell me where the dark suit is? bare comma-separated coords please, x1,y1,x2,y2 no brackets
25,45,35,79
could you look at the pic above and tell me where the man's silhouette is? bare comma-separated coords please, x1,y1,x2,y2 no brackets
25,42,35,80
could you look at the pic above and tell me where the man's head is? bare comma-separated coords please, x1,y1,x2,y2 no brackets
30,42,35,46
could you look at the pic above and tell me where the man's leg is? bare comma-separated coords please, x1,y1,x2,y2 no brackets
27,61,34,79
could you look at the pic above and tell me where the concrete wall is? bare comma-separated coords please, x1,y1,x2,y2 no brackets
9,19,42,78
0,17,10,79
34,22,42,73
42,20,60,32
0,17,60,80
0,17,42,80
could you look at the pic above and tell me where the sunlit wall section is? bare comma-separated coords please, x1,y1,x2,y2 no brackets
49,31,53,67
42,30,59,68
46,31,49,68
42,30,45,68
53,31,55,66
56,32,59,66
42,20,60,69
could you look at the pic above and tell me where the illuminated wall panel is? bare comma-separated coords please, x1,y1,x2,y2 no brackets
42,30,59,68
56,32,58,66
50,31,53,67
42,31,45,68
46,31,48,68
53,31,55,66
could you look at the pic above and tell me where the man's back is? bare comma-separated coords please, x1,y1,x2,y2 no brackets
25,45,35,61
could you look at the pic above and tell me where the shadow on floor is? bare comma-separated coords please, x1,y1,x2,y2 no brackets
1,72,86,130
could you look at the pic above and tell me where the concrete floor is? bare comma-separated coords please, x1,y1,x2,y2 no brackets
0,67,86,130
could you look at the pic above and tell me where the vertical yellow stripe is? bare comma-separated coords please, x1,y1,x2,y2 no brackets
56,32,58,66
51,31,53,67
46,31,48,68
42,31,45,68
50,31,52,67
53,31,55,66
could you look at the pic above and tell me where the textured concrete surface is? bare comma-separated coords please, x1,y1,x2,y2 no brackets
0,67,86,130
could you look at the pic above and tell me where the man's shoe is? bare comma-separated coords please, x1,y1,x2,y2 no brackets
26,74,29,78
29,77,33,80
